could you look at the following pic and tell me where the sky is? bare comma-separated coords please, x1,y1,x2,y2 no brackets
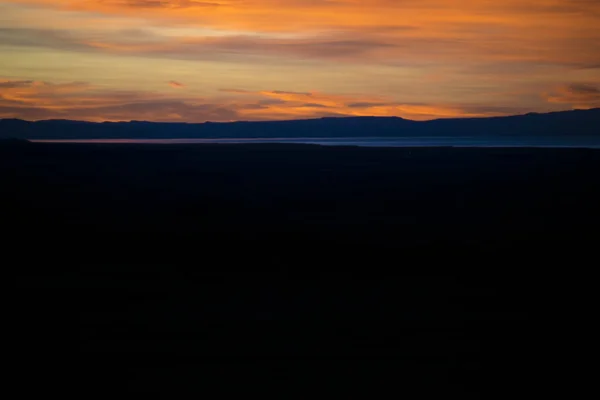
1,0,599,122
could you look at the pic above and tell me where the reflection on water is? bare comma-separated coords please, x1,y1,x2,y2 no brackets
32,137,600,148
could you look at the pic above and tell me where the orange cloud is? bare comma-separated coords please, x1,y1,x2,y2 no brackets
5,1,600,70
2,1,599,121
8,1,600,33
0,79,527,122
0,79,235,121
544,83,600,109
168,80,185,88
226,89,522,120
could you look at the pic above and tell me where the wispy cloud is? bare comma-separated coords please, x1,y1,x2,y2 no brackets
0,79,530,122
544,83,600,109
0,79,236,121
1,1,599,121
168,80,185,88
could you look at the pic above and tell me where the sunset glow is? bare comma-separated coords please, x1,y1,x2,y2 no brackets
1,0,599,122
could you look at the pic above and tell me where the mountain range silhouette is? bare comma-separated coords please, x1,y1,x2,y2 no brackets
1,108,599,139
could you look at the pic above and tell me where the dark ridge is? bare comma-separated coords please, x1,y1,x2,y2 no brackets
1,108,598,139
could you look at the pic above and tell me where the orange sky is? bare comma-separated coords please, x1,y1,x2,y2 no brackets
1,0,599,122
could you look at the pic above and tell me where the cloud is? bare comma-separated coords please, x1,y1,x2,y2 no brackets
105,1,222,9
0,79,237,122
168,80,185,88
271,90,312,96
8,1,600,31
3,1,599,64
218,87,528,120
0,79,531,122
2,1,598,122
543,83,600,109
0,28,400,63
220,88,252,94
346,102,396,109
2,25,598,84
0,80,35,88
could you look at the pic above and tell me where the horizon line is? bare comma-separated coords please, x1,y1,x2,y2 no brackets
1,107,598,125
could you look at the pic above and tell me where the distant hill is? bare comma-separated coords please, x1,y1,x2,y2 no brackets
1,108,599,140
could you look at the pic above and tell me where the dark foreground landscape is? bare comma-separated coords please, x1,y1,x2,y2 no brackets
7,141,599,397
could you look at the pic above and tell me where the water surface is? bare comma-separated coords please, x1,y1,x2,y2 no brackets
32,136,600,148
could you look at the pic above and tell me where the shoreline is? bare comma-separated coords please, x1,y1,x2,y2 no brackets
27,137,600,149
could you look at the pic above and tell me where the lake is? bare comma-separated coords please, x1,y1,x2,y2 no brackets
32,136,600,148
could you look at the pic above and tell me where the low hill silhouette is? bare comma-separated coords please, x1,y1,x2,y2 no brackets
1,108,599,139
